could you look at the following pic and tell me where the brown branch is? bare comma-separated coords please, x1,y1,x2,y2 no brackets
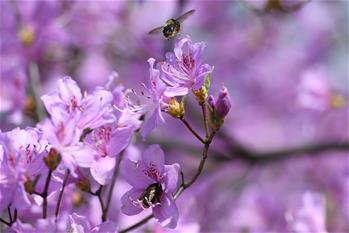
102,152,124,221
201,103,209,138
119,214,154,233
55,170,70,218
42,169,53,218
180,117,205,144
223,134,349,163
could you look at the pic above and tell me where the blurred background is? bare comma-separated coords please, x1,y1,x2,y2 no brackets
1,0,348,232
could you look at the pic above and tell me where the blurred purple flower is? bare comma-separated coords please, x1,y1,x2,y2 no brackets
161,35,213,97
285,191,328,233
120,145,180,228
67,212,117,233
0,127,45,211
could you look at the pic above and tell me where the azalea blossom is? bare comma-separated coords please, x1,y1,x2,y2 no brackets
161,35,213,97
128,58,170,138
41,76,115,130
0,128,46,211
120,145,180,228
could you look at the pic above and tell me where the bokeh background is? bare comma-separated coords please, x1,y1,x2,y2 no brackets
1,0,348,232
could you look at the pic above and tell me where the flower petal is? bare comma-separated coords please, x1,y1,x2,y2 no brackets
58,77,82,103
120,159,153,188
152,194,179,229
164,163,180,193
90,156,116,185
120,188,144,216
143,144,165,173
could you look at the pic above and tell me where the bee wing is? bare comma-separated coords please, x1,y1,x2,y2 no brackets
148,26,163,35
176,9,195,23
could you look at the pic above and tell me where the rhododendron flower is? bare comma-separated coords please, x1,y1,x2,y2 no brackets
296,68,346,111
120,145,180,228
128,58,170,138
41,77,115,130
285,191,328,233
39,117,96,177
161,35,213,97
84,123,134,185
0,128,46,211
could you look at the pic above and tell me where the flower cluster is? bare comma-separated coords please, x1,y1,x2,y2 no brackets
0,35,231,232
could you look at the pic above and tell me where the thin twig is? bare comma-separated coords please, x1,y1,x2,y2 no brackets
201,103,209,138
42,169,53,218
88,185,105,221
55,170,70,218
119,214,154,233
180,118,205,144
102,152,124,221
7,206,12,223
0,218,10,226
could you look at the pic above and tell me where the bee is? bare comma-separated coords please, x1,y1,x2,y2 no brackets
138,183,163,209
148,9,195,40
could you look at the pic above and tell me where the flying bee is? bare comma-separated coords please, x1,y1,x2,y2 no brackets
137,183,163,209
148,9,195,40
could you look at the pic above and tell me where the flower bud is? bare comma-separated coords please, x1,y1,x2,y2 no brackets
215,86,231,119
24,178,35,194
18,25,35,47
207,95,216,111
72,191,84,208
44,148,61,170
76,178,91,193
168,98,185,118
193,86,208,105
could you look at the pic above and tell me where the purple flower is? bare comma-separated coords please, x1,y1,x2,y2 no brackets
120,145,180,228
0,128,46,211
84,123,134,185
67,213,117,233
128,58,169,139
285,191,328,233
39,117,96,177
161,35,213,97
41,76,115,130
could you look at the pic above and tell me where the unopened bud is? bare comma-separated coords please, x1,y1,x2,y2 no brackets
330,93,345,109
76,178,91,193
18,25,35,47
72,191,84,208
168,98,185,118
215,86,231,119
44,148,61,170
207,95,215,111
24,178,35,194
193,86,208,105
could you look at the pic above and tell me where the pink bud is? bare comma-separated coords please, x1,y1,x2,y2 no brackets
207,95,216,110
215,86,231,119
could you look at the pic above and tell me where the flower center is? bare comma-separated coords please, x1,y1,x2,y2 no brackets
182,54,195,72
143,164,163,181
67,96,79,113
92,126,112,156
